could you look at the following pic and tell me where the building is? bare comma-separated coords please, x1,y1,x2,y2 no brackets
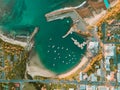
97,69,102,76
80,85,86,90
117,63,120,71
69,88,74,90
79,72,83,81
86,85,96,90
104,44,116,70
105,57,110,71
103,20,120,43
90,74,97,82
98,86,109,90
117,71,120,82
104,44,115,58
87,41,99,56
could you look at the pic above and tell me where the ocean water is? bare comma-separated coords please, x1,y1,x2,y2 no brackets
0,0,86,74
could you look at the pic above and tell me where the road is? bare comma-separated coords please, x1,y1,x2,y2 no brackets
0,79,120,86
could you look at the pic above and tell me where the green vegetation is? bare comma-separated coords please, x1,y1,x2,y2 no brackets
87,61,100,76
0,38,28,80
28,82,76,90
0,83,19,90
109,58,117,71
116,44,120,54
115,12,120,20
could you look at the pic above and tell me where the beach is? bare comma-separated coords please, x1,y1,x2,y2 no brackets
57,56,88,79
0,30,27,47
0,0,88,78
27,53,57,78
26,50,89,79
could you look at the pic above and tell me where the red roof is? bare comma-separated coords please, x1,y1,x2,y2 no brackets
14,83,20,87
107,33,111,37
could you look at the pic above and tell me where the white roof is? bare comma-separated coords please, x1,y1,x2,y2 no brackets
98,86,109,90
105,57,110,64
97,69,101,76
86,85,96,90
79,72,83,80
117,72,120,82
104,44,115,57
118,63,120,70
90,74,97,81
83,74,88,80
80,85,86,89
69,88,74,90
88,42,99,49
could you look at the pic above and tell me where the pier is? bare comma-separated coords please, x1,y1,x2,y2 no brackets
29,27,39,42
71,37,88,49
26,27,39,51
45,7,88,35
62,25,77,38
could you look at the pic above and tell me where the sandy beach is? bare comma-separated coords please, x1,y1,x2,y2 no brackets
57,56,88,79
27,52,89,79
0,30,27,47
27,52,57,78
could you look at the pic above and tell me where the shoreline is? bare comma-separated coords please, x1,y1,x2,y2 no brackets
27,51,89,79
0,30,27,47
27,52,57,78
57,54,88,79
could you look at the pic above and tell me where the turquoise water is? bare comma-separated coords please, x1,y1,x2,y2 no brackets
0,0,86,74
104,0,110,9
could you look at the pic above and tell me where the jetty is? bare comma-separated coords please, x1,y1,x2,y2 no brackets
0,27,39,51
71,37,88,49
45,7,88,35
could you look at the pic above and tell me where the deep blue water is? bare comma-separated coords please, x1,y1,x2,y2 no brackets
0,0,86,74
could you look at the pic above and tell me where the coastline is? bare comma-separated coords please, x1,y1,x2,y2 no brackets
57,54,88,79
0,30,27,47
27,52,57,78
27,51,89,79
